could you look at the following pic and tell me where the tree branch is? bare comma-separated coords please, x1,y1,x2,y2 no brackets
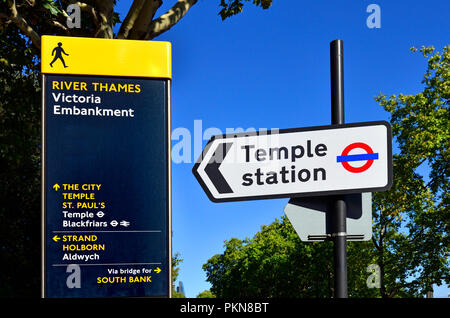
127,0,163,40
116,0,146,39
24,0,36,6
387,279,423,298
71,1,99,25
93,0,114,38
5,0,41,49
49,19,69,34
144,0,198,40
372,236,380,251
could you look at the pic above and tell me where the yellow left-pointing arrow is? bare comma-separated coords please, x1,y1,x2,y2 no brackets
53,235,61,242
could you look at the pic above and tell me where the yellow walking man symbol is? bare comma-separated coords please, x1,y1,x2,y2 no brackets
49,42,69,68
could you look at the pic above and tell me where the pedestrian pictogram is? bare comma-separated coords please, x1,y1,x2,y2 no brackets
337,142,379,173
49,42,69,68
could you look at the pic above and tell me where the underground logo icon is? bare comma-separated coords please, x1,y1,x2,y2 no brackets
336,142,379,173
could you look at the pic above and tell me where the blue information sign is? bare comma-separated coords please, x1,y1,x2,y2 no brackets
42,74,171,297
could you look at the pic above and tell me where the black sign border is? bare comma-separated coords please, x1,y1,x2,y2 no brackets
41,74,172,298
192,120,393,203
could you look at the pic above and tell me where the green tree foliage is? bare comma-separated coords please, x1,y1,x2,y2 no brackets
203,46,449,298
0,26,41,297
172,252,186,297
219,0,273,20
203,216,379,298
373,46,449,297
172,252,183,282
197,290,216,298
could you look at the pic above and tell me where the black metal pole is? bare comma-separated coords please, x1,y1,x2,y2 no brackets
330,39,348,298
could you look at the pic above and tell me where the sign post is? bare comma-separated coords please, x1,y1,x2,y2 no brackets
41,36,172,298
330,39,347,298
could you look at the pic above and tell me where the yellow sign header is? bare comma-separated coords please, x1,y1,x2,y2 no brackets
41,36,171,79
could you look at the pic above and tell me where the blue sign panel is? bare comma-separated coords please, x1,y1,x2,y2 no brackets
43,74,170,297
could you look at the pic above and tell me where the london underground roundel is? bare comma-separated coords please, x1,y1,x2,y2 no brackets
336,142,379,173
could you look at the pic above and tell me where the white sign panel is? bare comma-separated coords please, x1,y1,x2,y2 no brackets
193,121,392,202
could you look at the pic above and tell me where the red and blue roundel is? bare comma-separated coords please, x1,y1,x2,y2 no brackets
337,142,379,173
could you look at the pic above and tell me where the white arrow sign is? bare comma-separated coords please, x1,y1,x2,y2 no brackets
193,121,392,203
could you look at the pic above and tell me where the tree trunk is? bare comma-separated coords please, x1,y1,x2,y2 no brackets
94,0,115,38
127,0,162,40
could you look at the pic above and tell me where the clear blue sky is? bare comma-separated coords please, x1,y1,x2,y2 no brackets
115,0,449,298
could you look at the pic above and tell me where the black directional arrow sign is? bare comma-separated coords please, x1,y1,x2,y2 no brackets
203,142,233,194
192,121,392,203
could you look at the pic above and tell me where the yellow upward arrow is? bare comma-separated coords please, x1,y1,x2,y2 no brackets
154,267,162,274
53,184,60,191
